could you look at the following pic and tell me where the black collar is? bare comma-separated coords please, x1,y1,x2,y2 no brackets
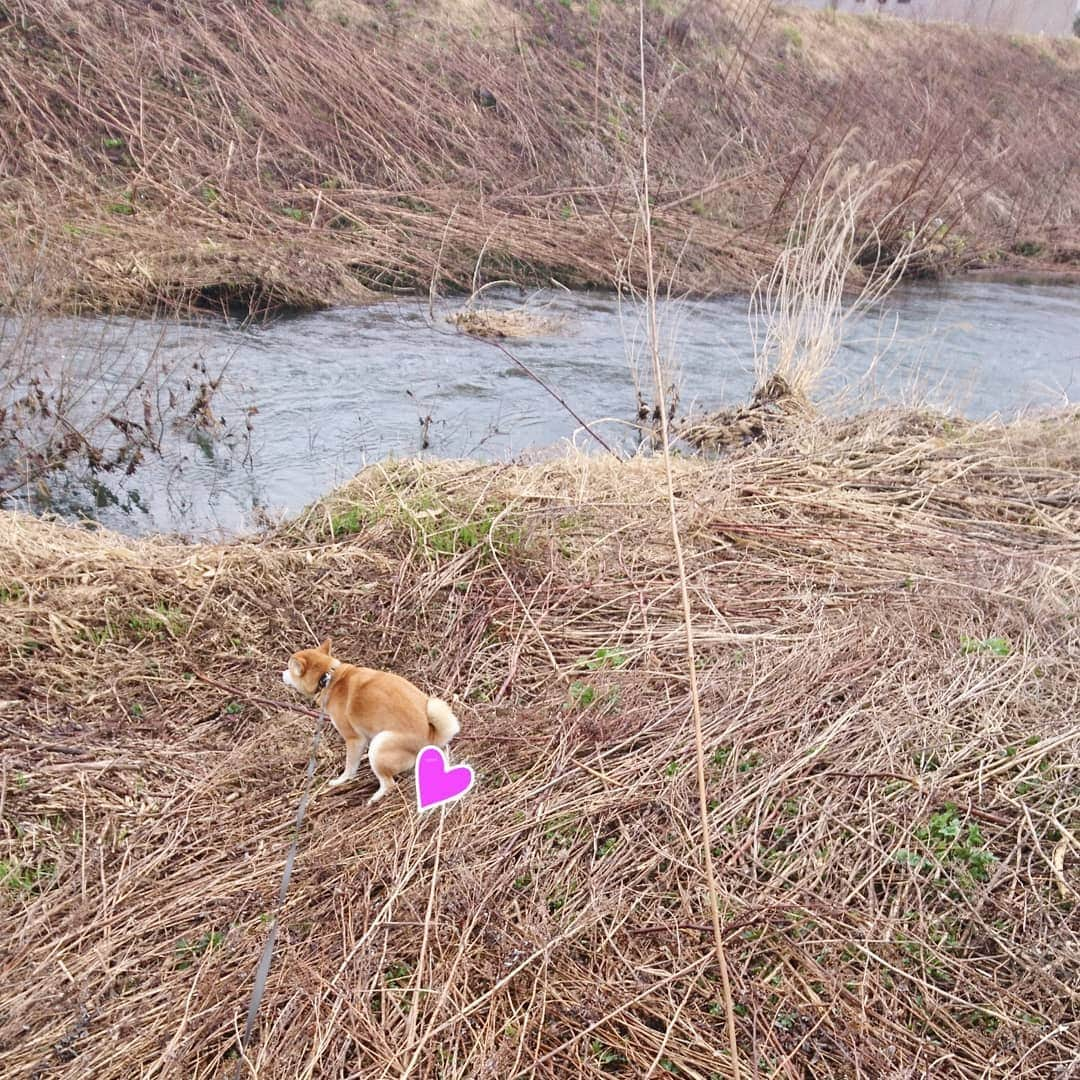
317,661,341,694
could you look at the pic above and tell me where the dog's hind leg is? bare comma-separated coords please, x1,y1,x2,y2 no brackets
328,737,366,788
366,732,418,806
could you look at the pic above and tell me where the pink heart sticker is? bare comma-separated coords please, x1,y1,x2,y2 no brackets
416,745,475,812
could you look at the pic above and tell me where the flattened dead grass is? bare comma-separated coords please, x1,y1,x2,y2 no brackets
1,411,1078,1077
446,307,568,339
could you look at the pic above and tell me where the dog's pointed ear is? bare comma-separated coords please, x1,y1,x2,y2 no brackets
319,638,332,654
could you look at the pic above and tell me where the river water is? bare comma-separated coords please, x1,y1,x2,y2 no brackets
5,277,1079,538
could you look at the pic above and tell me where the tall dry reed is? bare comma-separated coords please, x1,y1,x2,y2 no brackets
749,153,927,405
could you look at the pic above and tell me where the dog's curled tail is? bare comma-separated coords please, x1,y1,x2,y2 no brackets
426,697,460,746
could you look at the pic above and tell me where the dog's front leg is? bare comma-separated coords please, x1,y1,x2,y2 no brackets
327,737,366,787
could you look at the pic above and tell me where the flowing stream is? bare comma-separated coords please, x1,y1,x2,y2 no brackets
5,277,1078,538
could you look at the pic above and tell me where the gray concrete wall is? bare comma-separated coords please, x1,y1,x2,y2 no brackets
786,0,1077,36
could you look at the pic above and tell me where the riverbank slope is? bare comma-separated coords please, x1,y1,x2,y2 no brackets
1,410,1077,1076
1,1,1078,315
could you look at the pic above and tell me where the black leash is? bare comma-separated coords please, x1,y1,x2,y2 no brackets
234,710,327,1077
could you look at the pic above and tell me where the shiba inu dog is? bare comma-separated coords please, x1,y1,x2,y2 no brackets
281,639,460,804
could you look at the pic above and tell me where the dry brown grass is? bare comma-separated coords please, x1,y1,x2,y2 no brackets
1,410,1078,1077
446,308,567,339
0,1,1078,315
675,372,812,450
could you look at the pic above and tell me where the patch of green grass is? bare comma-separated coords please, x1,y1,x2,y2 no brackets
280,206,305,222
556,512,590,532
781,25,802,49
329,505,371,535
78,622,116,645
384,961,411,988
127,602,187,636
1012,742,1052,795
775,1010,798,1030
569,680,597,708
962,1008,1001,1033
393,194,434,213
466,677,498,703
710,745,764,772
912,749,940,773
896,804,997,885
545,816,580,849
432,515,519,556
0,583,25,603
893,848,935,873
960,634,1011,656
176,930,224,968
589,1039,625,1068
894,928,956,987
585,646,627,670
400,492,525,559
597,836,617,858
107,190,135,215
0,859,55,895
547,885,574,913
1012,240,1043,257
